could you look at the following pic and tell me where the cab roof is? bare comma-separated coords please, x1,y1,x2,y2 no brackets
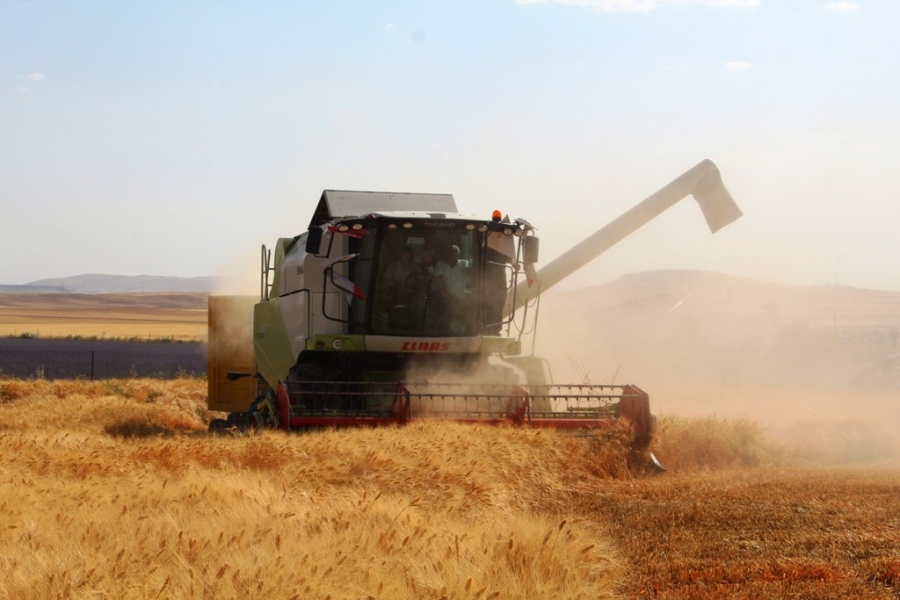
310,190,459,228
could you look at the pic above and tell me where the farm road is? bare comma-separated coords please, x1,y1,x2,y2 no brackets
0,338,206,380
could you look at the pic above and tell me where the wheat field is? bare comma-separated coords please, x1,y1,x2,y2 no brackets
2,378,899,599
0,378,625,599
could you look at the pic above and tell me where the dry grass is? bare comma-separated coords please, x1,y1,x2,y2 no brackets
1,378,898,599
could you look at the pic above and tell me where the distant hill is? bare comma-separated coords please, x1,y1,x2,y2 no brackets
20,274,228,294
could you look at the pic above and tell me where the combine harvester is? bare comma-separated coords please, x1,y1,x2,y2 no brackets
208,160,742,469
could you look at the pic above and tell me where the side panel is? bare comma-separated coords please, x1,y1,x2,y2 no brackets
277,234,312,297
207,295,257,412
254,299,298,388
277,230,347,348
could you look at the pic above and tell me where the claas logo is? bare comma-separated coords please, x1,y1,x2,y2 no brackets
401,341,451,352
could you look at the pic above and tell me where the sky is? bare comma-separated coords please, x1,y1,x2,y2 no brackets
2,0,899,292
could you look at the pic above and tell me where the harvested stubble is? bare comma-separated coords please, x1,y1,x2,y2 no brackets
581,468,900,599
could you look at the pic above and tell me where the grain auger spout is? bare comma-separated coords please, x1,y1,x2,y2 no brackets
504,159,742,317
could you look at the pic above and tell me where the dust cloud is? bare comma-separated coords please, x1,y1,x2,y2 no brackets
402,355,525,416
205,243,263,363
206,295,255,371
212,247,262,297
533,270,900,467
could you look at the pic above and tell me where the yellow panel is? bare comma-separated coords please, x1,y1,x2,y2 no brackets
207,295,258,412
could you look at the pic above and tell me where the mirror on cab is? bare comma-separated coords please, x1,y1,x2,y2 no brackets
306,227,323,255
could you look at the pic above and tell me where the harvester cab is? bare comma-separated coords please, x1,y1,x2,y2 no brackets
251,190,541,387
208,160,742,470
